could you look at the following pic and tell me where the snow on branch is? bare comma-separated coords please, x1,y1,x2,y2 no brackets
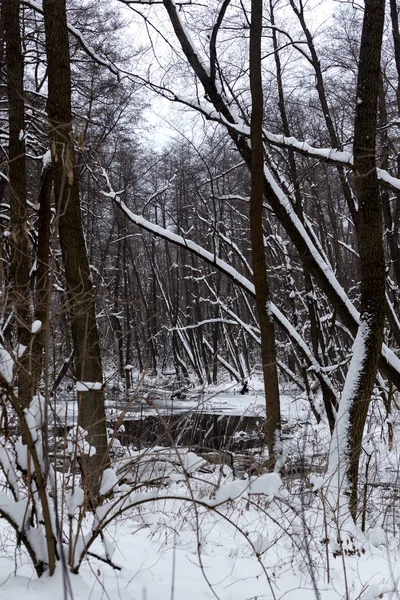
156,87,400,193
75,381,103,392
0,345,14,384
168,318,238,331
101,168,255,293
23,0,400,195
22,0,122,81
101,168,339,399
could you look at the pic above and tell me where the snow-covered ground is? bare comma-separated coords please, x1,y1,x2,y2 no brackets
1,382,400,599
0,452,398,600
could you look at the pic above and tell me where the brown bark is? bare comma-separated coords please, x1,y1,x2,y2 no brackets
389,0,400,111
346,0,386,520
42,0,109,501
249,0,281,466
378,75,400,345
30,162,53,394
4,0,32,408
4,2,57,575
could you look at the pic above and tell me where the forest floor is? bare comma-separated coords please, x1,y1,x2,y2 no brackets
0,380,400,599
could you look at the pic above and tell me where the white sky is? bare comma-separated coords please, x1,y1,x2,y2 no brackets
116,0,339,150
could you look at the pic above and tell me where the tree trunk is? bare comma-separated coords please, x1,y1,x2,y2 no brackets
42,0,109,501
249,0,281,468
328,0,386,522
4,0,32,408
389,0,400,111
31,162,53,394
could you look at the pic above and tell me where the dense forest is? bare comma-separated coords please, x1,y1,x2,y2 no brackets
0,0,400,597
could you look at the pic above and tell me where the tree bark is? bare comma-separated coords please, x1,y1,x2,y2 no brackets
42,0,109,501
249,0,281,467
328,0,386,522
30,161,53,394
4,0,32,408
389,0,400,111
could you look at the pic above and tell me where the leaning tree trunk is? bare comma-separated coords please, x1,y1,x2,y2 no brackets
42,0,109,501
4,0,32,409
249,0,281,468
327,0,386,523
161,0,400,393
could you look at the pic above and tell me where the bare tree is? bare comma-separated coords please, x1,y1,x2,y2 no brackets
249,0,281,466
328,0,386,520
43,0,109,501
3,0,32,408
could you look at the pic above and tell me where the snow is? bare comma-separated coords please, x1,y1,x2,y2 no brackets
31,320,42,334
95,501,115,524
0,459,398,599
99,468,118,496
67,426,96,457
0,493,28,531
248,472,282,498
66,487,85,516
103,166,400,393
252,531,271,554
0,345,13,383
377,167,400,191
75,381,103,392
41,150,51,167
326,319,369,519
108,192,256,297
182,451,207,474
106,183,339,396
263,163,360,325
209,479,248,505
26,525,49,565
16,344,27,358
167,0,211,78
24,394,46,443
0,386,398,599
101,534,116,561
163,86,400,194
369,526,386,547
15,438,31,472
0,446,19,498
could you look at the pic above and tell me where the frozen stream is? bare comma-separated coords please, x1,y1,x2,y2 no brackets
54,386,318,456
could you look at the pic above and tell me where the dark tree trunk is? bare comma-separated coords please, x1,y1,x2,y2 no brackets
389,0,400,111
42,0,109,501
331,0,386,522
4,0,32,408
30,162,53,394
249,0,281,467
